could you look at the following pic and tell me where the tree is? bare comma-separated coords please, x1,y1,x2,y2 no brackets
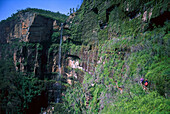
0,60,45,113
70,8,72,14
73,8,75,13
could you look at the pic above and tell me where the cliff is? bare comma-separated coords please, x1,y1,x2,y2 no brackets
0,13,54,43
0,0,170,113
0,8,68,113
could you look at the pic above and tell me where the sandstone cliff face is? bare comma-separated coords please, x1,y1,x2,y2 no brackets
0,10,85,84
0,11,63,80
28,15,54,43
0,12,35,43
0,12,54,43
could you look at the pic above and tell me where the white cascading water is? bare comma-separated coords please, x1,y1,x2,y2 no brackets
54,23,63,103
58,23,63,79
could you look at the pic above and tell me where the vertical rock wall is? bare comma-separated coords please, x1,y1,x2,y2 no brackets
0,12,35,43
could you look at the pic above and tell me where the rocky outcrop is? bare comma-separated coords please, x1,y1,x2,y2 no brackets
28,15,54,43
0,12,35,43
0,11,63,81
0,12,54,43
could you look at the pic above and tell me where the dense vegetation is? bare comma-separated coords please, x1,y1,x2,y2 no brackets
0,0,169,113
52,0,170,113
0,59,46,113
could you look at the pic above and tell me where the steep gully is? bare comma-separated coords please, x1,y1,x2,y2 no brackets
35,23,63,113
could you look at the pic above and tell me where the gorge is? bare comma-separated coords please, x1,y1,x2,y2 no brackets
0,0,169,113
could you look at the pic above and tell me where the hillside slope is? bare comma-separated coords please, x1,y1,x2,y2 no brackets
54,0,170,113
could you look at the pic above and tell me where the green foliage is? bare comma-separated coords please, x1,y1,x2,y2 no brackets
70,44,81,55
52,32,61,43
1,0,169,113
98,28,108,42
49,44,59,54
60,83,87,113
101,91,170,113
60,0,170,113
53,103,66,114
0,60,45,113
37,43,43,51
146,60,170,96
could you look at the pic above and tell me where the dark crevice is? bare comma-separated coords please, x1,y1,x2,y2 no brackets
26,91,48,114
148,11,170,30
21,46,27,57
115,47,131,53
92,7,98,14
63,22,67,26
63,24,71,30
106,3,120,22
63,33,71,37
39,42,50,80
99,4,120,29
99,22,107,29
125,9,140,19
88,45,92,51
63,38,82,45
63,27,70,30
65,54,80,60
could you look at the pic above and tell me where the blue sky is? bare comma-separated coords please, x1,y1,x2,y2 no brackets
0,0,83,21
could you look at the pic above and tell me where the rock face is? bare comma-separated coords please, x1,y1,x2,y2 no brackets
0,10,82,84
0,12,54,43
0,11,61,80
28,15,54,43
0,10,69,111
0,12,35,43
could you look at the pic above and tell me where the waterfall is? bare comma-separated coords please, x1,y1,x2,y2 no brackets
58,23,63,79
54,23,63,103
